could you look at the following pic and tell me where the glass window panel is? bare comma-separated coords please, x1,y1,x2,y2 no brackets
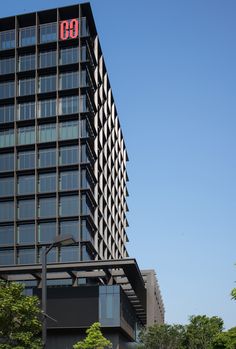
60,46,79,65
19,26,36,47
60,196,78,216
38,247,57,263
38,222,56,243
18,53,35,72
59,170,79,191
59,96,79,115
38,197,56,218
0,177,14,197
0,153,14,172
17,102,35,120
81,17,89,37
0,30,15,50
17,224,35,244
0,57,15,74
0,128,14,147
0,201,14,221
82,245,92,261
60,220,79,241
18,126,35,145
0,249,14,265
0,81,15,99
0,105,14,123
39,50,57,68
38,148,56,168
18,175,35,195
59,71,79,90
18,150,35,170
40,22,57,43
59,145,78,165
39,75,56,93
17,248,35,264
39,123,56,143
60,246,78,262
59,120,78,140
38,99,56,118
18,78,35,96
81,220,93,242
18,200,35,220
39,173,56,193
0,226,14,245
81,194,93,216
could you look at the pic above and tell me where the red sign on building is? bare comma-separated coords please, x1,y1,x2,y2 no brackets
60,19,79,40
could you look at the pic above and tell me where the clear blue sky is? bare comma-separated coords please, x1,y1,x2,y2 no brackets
2,0,236,329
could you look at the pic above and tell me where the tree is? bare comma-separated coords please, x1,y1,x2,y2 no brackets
231,288,236,301
185,315,224,349
138,323,186,349
0,281,42,349
73,322,112,349
212,327,236,349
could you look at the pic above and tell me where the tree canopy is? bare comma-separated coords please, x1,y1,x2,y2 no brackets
212,327,236,349
73,322,112,349
0,281,42,349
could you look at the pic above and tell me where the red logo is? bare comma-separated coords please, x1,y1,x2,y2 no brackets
60,19,79,40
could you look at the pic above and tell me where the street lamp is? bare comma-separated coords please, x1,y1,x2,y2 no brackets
41,234,76,348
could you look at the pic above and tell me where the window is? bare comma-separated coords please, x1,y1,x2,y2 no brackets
38,99,56,117
0,177,14,197
0,201,14,221
18,175,35,195
17,248,35,264
19,26,36,47
0,249,14,265
39,123,56,142
81,17,89,37
40,22,57,43
39,173,56,193
38,197,56,218
18,126,35,145
60,246,78,262
38,222,56,243
38,148,56,168
39,75,56,93
60,171,79,191
82,245,92,261
60,220,79,241
59,71,79,90
81,194,93,216
18,53,35,71
39,50,57,68
0,226,14,245
0,57,15,74
0,128,14,147
0,81,14,99
0,30,15,50
18,150,35,170
18,199,35,220
18,78,35,96
81,169,90,189
59,120,78,140
17,102,35,120
59,196,78,216
0,153,14,172
60,46,79,65
81,220,93,242
0,105,14,123
38,247,57,263
18,224,35,244
59,145,78,165
59,96,79,115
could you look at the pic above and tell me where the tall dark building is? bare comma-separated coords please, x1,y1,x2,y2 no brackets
0,3,164,348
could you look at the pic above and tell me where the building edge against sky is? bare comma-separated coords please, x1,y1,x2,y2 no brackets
0,2,164,348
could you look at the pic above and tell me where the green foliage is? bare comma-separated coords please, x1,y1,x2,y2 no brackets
185,315,224,349
212,327,236,349
138,323,186,349
0,281,42,349
231,288,236,301
73,322,112,349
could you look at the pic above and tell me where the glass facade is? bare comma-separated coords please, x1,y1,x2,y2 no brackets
40,22,57,43
0,81,14,99
0,153,14,172
39,50,57,68
39,75,56,93
18,78,35,96
18,53,35,71
38,99,56,117
18,150,35,169
18,102,35,120
0,30,15,50
0,105,14,124
0,177,14,197
0,57,15,74
19,26,36,47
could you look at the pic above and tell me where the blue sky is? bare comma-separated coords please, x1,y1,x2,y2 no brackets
2,0,236,329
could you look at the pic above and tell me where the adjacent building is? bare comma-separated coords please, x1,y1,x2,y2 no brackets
0,3,164,348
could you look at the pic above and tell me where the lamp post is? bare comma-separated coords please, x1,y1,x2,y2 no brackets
41,234,76,349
